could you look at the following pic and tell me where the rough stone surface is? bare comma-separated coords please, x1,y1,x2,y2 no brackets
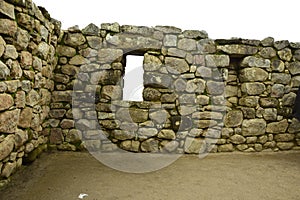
242,119,266,136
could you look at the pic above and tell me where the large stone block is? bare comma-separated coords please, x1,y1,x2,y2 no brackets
0,135,15,161
0,94,14,111
266,119,289,134
241,83,265,95
239,68,268,82
64,33,86,47
141,138,159,152
184,137,206,154
18,107,33,128
217,45,258,55
224,110,243,128
165,57,189,74
205,55,230,67
241,56,270,68
0,19,17,36
0,109,20,133
242,119,266,136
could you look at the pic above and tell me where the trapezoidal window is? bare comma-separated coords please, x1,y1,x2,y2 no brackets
123,55,144,101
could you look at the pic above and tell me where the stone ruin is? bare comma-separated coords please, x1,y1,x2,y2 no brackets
0,0,300,181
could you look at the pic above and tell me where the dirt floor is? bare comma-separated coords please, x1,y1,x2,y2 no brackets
0,151,299,200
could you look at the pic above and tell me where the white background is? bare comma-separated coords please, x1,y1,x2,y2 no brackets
33,0,300,100
34,0,300,42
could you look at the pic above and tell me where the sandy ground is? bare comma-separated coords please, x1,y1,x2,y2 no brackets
0,151,299,200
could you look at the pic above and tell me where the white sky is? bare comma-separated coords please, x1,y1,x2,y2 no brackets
34,0,300,42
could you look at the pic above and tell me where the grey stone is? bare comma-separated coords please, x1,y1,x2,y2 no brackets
192,111,223,120
263,108,277,121
242,119,266,136
277,142,294,150
205,55,230,67
7,60,22,79
183,30,208,39
36,42,50,60
165,57,189,74
143,54,162,71
239,68,268,82
225,86,238,97
15,91,26,108
86,36,102,49
0,1,15,19
261,37,274,46
218,144,234,152
0,61,10,80
161,93,177,103
120,140,140,152
101,85,122,100
179,94,196,104
278,48,292,61
143,88,161,101
98,48,123,64
144,72,173,88
65,129,82,144
178,38,197,51
64,33,86,47
4,45,18,59
82,23,99,36
271,73,291,85
113,130,135,140
69,55,90,65
18,107,33,128
271,84,285,97
60,119,75,129
158,130,176,140
241,56,270,68
266,119,289,134
288,118,300,133
184,137,206,154
1,162,16,178
116,108,148,123
154,26,181,34
101,22,120,32
150,110,169,124
56,45,76,57
49,128,64,144
0,19,17,36
52,91,72,102
163,35,177,47
14,129,28,148
271,60,285,72
241,83,265,95
0,110,20,133
106,34,161,50
0,94,13,111
274,134,295,142
259,98,279,108
230,134,246,144
161,141,179,152
224,110,243,128
287,62,300,75
138,128,158,139
167,48,186,58
217,45,258,55
206,81,225,95
0,135,15,161
141,138,159,152
259,47,276,58
274,40,289,50
26,90,40,107
282,92,296,106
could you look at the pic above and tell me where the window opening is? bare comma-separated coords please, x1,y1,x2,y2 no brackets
123,55,144,101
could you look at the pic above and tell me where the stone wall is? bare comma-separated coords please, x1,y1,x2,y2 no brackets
50,23,300,154
0,0,60,181
1,0,300,182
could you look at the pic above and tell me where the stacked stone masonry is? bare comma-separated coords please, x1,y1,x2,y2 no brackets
1,0,300,180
